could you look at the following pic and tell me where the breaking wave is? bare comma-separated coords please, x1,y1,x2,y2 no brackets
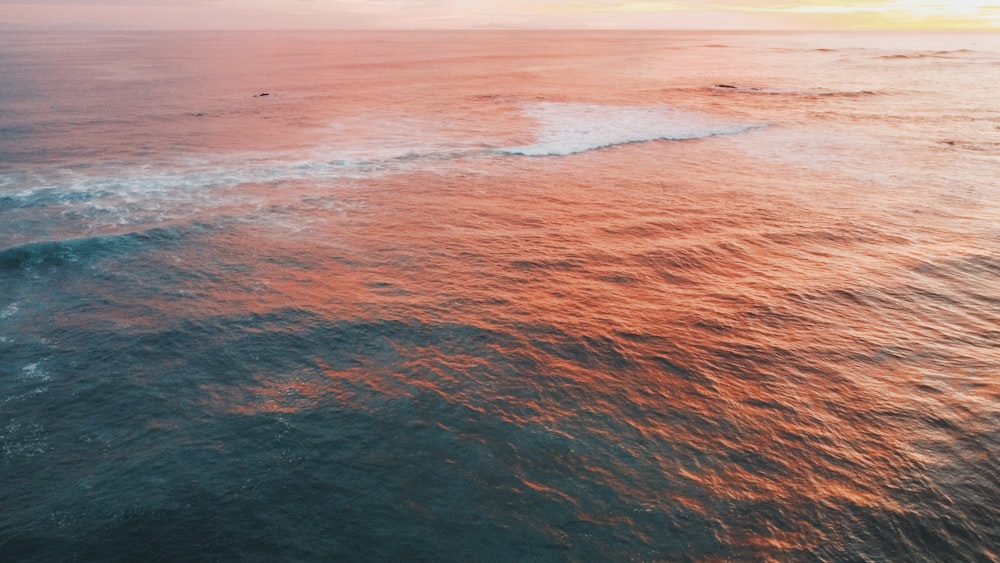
498,102,766,156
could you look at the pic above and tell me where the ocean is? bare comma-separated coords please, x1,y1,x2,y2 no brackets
1,30,998,561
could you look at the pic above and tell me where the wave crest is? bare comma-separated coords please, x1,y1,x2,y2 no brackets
498,102,766,157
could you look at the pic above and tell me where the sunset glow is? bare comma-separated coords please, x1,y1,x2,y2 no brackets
1,0,998,30
5,2,1000,556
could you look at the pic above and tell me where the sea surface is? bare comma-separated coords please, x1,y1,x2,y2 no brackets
2,30,999,561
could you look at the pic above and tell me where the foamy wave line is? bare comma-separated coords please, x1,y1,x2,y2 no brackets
1,102,764,204
498,123,765,156
497,102,767,157
0,148,484,206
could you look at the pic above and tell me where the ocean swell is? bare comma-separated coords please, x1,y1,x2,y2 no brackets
0,226,199,272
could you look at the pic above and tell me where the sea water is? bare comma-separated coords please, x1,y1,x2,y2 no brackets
2,30,999,561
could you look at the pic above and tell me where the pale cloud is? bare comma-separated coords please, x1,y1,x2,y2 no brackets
0,0,215,4
0,0,997,29
524,0,1000,27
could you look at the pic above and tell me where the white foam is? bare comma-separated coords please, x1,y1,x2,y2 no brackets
1,141,491,235
0,112,490,200
21,362,50,381
499,102,765,157
0,420,47,458
1,387,47,405
1,303,18,319
4,144,481,206
1,105,762,228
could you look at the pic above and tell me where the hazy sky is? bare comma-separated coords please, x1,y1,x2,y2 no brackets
2,0,999,30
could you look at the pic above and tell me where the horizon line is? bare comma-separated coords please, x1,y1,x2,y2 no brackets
4,26,998,32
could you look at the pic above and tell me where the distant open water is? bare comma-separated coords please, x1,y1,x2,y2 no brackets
2,31,999,561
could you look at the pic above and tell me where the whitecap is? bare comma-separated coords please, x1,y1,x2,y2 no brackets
0,420,47,458
1,303,18,319
498,102,766,157
21,362,51,382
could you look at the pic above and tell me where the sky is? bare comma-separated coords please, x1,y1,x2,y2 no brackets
1,0,999,30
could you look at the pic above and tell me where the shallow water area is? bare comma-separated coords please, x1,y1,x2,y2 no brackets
2,30,999,562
